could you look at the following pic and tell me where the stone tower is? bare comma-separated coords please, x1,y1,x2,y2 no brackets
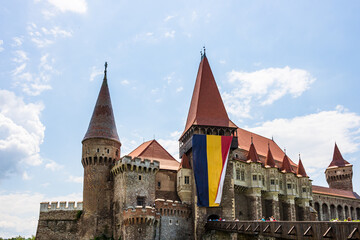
80,63,121,239
325,143,353,191
179,52,238,239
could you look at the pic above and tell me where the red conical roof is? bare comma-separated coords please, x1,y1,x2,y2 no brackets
179,153,191,170
181,55,237,138
83,67,120,143
247,142,260,163
281,154,295,173
297,159,308,177
328,143,351,168
265,146,276,167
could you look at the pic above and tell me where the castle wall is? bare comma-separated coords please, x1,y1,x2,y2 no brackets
156,170,180,201
35,202,82,240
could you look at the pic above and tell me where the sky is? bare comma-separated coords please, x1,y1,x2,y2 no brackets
1,0,360,237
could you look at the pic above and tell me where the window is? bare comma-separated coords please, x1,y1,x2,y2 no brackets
107,149,110,154
253,175,257,181
287,183,292,189
259,175,261,181
236,169,240,180
97,148,99,153
137,196,145,207
139,175,142,180
280,180,283,190
303,187,306,193
270,179,275,185
169,219,172,225
241,171,245,181
158,181,161,189
262,178,265,186
185,176,190,184
176,220,179,225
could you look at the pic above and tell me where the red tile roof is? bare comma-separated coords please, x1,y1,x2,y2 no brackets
179,153,191,170
265,147,276,168
312,185,360,200
296,159,308,177
328,143,351,168
128,140,179,171
83,70,120,143
237,128,297,169
281,155,295,173
247,142,260,163
181,56,237,138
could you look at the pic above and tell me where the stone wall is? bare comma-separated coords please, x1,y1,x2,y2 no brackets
156,170,180,201
35,202,82,240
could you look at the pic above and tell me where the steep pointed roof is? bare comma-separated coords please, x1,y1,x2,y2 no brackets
181,55,237,137
83,64,120,143
247,142,260,163
265,146,276,167
297,158,308,177
237,128,297,169
128,140,179,171
281,154,295,173
328,143,351,168
179,153,191,170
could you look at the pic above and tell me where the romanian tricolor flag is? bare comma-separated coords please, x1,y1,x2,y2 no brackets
192,134,233,207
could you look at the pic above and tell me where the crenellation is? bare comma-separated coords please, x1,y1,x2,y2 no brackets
40,201,83,212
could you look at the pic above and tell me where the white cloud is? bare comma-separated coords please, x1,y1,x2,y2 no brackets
158,131,181,160
176,86,183,93
28,23,71,48
164,30,175,38
47,0,87,14
223,66,315,119
0,191,82,238
12,50,28,63
67,175,83,183
0,90,45,176
12,53,54,96
248,106,360,177
89,66,103,82
164,15,175,22
12,37,23,47
0,40,4,52
121,80,130,85
22,171,32,180
45,160,63,171
219,60,226,64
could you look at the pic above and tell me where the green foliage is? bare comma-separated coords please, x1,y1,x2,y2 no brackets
0,236,35,240
76,210,83,219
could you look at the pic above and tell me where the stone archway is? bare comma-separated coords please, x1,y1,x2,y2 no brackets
314,202,320,221
330,204,336,220
322,203,329,221
337,205,344,220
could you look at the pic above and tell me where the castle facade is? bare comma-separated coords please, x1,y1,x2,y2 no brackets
35,54,360,240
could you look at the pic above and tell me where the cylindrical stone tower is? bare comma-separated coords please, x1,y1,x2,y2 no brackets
80,63,121,239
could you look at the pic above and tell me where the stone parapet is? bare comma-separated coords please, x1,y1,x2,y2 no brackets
40,201,83,212
155,199,191,217
111,156,159,176
122,206,159,225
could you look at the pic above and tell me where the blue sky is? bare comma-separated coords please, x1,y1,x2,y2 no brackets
1,0,360,237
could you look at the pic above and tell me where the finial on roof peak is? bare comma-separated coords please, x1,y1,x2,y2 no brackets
104,62,108,78
284,148,286,154
251,134,253,144
299,153,301,160
203,46,206,56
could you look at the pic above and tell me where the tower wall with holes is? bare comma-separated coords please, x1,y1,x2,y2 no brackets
111,156,159,239
80,138,120,239
326,165,353,192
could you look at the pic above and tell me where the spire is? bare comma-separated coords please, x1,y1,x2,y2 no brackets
83,62,120,143
181,52,237,138
281,154,295,173
247,142,260,163
328,143,351,168
296,155,308,177
265,145,276,167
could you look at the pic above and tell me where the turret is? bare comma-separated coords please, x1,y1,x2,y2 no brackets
177,153,192,203
325,143,353,191
80,62,121,239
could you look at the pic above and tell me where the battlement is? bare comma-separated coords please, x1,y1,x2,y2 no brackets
40,201,83,212
122,206,159,225
111,156,159,176
155,199,191,217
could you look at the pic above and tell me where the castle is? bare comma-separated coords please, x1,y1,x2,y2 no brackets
35,53,360,240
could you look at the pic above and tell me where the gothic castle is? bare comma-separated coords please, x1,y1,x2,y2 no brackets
35,53,360,240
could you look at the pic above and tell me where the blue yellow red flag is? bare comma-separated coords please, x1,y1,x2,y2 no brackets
192,134,233,207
